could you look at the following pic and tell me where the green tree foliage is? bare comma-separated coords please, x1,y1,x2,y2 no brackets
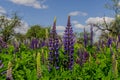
14,33,26,42
26,25,50,39
0,14,21,42
89,0,120,40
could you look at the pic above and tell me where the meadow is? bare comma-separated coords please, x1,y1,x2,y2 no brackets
0,16,120,80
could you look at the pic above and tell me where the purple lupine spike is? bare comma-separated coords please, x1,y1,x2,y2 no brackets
107,37,112,47
82,51,89,63
76,49,83,66
30,38,39,49
48,17,59,70
118,35,120,42
84,28,87,48
0,37,7,48
63,16,75,70
0,60,4,69
90,25,93,47
13,39,20,53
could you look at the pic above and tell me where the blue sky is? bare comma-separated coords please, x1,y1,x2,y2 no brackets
0,0,116,37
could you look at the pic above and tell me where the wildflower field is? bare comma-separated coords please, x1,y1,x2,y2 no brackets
0,0,120,80
0,16,120,80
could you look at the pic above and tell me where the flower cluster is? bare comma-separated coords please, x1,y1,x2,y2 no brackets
30,38,39,49
63,16,75,69
0,60,4,69
0,37,7,48
84,28,87,48
90,26,93,47
76,49,89,66
48,17,59,70
6,61,13,80
107,37,112,47
12,39,20,53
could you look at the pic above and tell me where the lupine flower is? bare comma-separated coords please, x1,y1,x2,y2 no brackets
48,17,59,70
90,25,93,47
41,40,46,47
76,49,89,66
112,53,118,79
0,37,7,48
76,49,83,66
82,51,89,63
63,16,75,69
107,37,112,47
0,60,4,69
30,38,39,49
36,52,42,78
118,35,120,42
6,61,13,80
84,28,87,48
13,39,20,53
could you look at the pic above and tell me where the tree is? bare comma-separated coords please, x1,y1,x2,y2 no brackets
26,25,50,39
0,13,21,42
88,0,120,40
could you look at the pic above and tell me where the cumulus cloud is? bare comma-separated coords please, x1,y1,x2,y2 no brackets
58,31,64,36
14,21,29,34
72,20,79,24
0,6,6,15
86,17,114,25
72,20,85,29
74,23,85,29
9,0,48,9
69,11,88,16
85,17,114,41
56,26,65,31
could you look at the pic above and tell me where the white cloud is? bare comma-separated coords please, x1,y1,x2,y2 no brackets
69,11,88,16
85,17,114,41
72,20,79,24
56,26,65,31
9,0,48,9
0,6,6,15
56,26,65,36
74,23,85,29
72,20,85,29
58,31,64,36
86,17,114,25
14,21,29,34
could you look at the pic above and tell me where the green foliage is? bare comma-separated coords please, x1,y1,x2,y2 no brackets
26,25,50,39
0,13,21,42
0,43,120,80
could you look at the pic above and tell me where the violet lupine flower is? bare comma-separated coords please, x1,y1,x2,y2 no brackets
118,35,120,42
48,17,59,70
107,37,112,47
76,49,83,66
82,51,89,63
30,38,39,49
0,60,4,69
84,28,87,48
0,37,7,48
13,39,20,53
63,16,75,70
90,25,93,47
76,49,89,66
